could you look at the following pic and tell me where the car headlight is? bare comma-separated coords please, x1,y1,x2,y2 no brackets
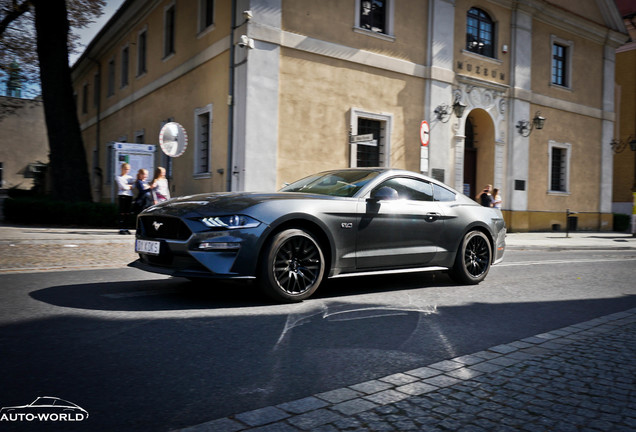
200,215,260,229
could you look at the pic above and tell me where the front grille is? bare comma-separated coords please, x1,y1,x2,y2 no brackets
138,216,192,240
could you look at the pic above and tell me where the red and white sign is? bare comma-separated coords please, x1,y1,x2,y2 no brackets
420,121,430,146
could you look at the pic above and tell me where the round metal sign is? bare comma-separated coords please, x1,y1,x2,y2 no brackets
159,122,188,157
420,121,430,147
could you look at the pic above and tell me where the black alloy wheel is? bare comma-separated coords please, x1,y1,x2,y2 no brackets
259,229,325,302
450,230,492,284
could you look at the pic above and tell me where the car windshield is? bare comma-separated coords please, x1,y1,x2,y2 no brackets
280,170,380,197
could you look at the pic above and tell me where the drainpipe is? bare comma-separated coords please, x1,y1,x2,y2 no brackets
226,0,237,192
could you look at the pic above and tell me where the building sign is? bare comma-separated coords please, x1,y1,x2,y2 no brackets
457,61,505,82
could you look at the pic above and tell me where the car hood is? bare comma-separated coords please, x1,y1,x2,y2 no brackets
140,191,340,218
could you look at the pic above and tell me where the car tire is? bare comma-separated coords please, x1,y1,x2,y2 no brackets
258,228,325,302
450,230,492,284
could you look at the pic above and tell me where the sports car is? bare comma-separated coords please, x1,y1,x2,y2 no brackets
130,168,505,302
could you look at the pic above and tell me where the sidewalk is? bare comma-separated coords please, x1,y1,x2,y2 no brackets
177,309,636,432
0,224,634,273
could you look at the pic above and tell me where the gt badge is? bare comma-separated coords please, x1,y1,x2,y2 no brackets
341,223,353,229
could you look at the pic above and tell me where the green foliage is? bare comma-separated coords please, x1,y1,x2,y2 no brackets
613,213,631,232
3,197,118,227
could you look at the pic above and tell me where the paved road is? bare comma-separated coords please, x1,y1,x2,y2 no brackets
1,224,635,431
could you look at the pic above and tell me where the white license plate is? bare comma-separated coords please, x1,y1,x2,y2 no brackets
136,239,160,255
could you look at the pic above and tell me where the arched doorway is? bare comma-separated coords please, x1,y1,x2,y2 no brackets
463,109,495,201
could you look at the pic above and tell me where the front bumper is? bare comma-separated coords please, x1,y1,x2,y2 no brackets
132,215,269,279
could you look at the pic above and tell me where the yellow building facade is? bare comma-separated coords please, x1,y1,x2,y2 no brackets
72,0,627,232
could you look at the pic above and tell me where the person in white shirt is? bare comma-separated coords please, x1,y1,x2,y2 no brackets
116,163,134,234
151,166,171,204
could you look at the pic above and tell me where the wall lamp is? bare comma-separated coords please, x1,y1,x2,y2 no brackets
516,112,546,136
609,136,636,154
434,98,467,123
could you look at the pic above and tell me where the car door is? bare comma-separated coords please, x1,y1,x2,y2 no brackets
355,176,444,269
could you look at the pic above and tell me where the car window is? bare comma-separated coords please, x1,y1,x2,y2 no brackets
280,170,380,197
433,183,456,202
374,177,434,201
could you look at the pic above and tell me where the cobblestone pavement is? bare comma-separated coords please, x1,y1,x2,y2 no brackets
0,242,137,273
179,309,636,432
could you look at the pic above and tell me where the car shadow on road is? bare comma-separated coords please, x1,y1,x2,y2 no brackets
28,270,455,312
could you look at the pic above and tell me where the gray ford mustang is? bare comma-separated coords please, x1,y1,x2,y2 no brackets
130,168,505,302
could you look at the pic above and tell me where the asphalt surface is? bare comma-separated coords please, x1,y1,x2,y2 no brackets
1,224,635,431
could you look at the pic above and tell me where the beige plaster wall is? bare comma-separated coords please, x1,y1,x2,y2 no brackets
277,47,425,186
527,106,603,213
282,0,428,66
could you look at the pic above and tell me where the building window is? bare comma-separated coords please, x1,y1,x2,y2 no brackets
164,3,176,58
548,141,571,194
550,36,572,89
137,29,147,76
194,104,212,176
135,129,145,144
552,44,567,87
199,0,214,33
355,0,394,38
82,83,88,114
121,46,129,88
350,109,392,168
466,7,494,58
93,72,100,107
107,59,115,97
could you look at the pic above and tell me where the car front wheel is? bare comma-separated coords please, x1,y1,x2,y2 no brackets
450,230,492,284
258,229,325,302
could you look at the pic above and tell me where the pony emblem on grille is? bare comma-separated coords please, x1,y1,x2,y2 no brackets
152,221,164,231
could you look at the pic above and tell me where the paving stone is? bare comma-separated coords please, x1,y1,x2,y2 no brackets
330,398,378,415
348,379,393,395
277,397,329,414
234,406,290,427
316,388,363,404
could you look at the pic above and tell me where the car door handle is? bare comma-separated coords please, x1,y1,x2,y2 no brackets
425,212,441,222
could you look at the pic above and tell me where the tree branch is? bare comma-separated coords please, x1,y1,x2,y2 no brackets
0,0,32,38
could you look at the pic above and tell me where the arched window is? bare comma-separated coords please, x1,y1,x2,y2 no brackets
466,8,494,58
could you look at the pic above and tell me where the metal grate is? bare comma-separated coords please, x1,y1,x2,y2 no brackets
138,216,192,240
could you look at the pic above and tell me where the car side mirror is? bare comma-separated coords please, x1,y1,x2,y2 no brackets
369,186,399,201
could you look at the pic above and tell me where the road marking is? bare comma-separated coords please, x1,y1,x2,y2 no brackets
497,257,636,267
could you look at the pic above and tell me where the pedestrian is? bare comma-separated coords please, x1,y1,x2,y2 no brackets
150,166,171,204
477,184,494,207
116,162,134,234
133,168,153,213
492,187,502,209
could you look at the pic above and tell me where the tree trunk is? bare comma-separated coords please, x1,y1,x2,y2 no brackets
33,0,92,202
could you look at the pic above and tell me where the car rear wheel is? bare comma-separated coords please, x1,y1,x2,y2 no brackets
258,229,325,302
450,230,491,284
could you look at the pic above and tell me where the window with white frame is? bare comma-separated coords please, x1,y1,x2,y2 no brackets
194,104,212,177
355,0,394,38
198,0,214,33
163,3,176,59
137,28,147,76
350,109,392,168
548,141,571,193
551,36,572,89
